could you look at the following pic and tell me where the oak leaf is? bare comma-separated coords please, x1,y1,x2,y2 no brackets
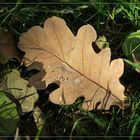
0,28,20,64
18,16,126,110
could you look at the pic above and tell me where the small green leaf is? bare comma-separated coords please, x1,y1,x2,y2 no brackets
96,35,109,50
122,30,140,61
0,91,19,135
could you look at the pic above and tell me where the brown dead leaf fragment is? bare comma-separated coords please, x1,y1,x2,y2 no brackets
0,28,20,64
18,16,126,110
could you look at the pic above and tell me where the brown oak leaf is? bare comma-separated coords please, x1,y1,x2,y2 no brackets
18,16,126,110
0,28,20,64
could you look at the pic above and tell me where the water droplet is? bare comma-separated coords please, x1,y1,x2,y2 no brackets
60,77,63,80
64,78,68,82
55,66,60,70
74,76,84,86
48,65,53,68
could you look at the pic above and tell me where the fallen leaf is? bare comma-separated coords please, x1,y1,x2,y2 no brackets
0,28,20,64
95,35,109,50
18,16,126,110
0,70,39,112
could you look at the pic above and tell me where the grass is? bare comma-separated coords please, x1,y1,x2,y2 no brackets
0,0,140,139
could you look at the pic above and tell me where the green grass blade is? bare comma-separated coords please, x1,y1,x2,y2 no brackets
123,59,140,70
